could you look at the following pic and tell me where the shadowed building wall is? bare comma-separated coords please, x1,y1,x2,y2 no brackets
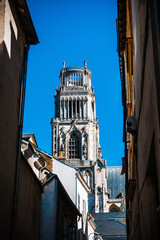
0,0,38,238
117,0,160,239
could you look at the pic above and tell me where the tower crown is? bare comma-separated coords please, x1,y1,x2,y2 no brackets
60,61,92,89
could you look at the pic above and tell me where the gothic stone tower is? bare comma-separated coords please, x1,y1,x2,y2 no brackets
51,61,109,213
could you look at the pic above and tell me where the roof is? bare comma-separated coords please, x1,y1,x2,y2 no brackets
107,167,125,199
22,133,38,148
13,0,39,44
92,212,126,238
36,148,53,159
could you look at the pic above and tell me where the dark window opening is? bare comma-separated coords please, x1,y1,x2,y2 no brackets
55,103,58,117
69,100,71,118
73,100,75,117
77,100,79,115
109,205,120,212
81,101,83,118
69,132,80,159
92,102,94,112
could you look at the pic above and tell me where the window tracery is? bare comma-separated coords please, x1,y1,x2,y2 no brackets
68,132,80,159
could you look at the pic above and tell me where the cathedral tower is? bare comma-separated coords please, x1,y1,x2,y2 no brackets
51,61,109,213
51,61,101,162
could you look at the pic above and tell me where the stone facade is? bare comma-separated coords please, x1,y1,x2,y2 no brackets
51,61,98,162
51,61,124,214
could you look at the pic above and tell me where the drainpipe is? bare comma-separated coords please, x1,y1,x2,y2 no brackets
11,45,30,240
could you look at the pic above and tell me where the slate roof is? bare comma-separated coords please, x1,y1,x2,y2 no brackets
92,211,126,238
107,167,125,199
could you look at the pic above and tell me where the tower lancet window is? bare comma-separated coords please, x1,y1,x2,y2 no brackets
69,100,72,118
92,102,94,112
73,100,76,117
69,132,80,159
77,100,79,116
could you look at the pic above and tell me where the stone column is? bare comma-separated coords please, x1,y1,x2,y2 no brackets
79,100,82,119
60,99,62,119
63,100,65,119
64,99,66,119
82,73,84,86
83,100,85,119
67,98,69,119
86,99,88,120
62,100,63,119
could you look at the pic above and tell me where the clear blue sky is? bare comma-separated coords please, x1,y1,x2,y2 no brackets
24,0,124,166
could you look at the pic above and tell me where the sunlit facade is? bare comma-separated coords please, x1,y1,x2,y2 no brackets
51,61,125,213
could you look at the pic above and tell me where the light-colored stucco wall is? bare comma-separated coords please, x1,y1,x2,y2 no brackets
52,159,76,203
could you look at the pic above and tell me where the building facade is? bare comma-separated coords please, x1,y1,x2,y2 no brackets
0,0,38,239
22,133,95,240
117,0,160,239
51,61,124,214
51,60,99,162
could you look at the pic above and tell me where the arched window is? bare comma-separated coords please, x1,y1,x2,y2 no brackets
109,204,120,212
69,132,80,159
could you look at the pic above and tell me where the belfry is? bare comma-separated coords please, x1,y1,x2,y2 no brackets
51,61,124,213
